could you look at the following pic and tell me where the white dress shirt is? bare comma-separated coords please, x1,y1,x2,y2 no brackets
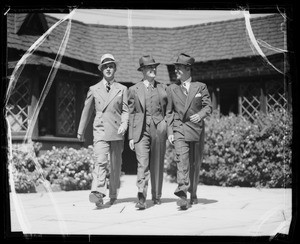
143,79,154,90
182,77,192,92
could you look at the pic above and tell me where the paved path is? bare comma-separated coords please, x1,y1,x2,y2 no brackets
9,175,292,237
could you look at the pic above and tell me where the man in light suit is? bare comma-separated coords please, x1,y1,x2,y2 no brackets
128,55,168,209
77,54,128,207
166,53,212,210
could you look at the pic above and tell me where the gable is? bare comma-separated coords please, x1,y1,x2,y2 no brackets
17,13,49,36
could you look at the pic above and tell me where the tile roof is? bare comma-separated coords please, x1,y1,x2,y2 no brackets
7,13,285,84
8,54,98,76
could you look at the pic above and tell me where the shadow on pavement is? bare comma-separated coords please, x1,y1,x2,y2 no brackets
91,197,218,211
198,198,218,204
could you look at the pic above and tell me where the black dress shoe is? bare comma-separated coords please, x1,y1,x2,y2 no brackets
190,198,198,205
177,196,190,210
153,198,161,205
109,198,117,205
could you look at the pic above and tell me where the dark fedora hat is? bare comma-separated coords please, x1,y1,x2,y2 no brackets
137,55,160,71
174,53,195,66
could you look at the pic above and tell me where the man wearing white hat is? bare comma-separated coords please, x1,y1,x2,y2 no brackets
128,55,168,209
77,54,129,207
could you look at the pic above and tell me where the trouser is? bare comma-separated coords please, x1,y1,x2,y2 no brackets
173,130,205,198
134,118,167,200
92,140,124,199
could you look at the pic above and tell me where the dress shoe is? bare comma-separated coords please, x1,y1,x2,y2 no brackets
177,196,190,210
109,198,117,205
135,201,146,210
190,197,199,205
89,191,104,207
136,193,146,210
153,198,161,205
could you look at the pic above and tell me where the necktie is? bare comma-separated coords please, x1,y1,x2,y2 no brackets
147,83,154,91
106,82,111,93
182,82,188,96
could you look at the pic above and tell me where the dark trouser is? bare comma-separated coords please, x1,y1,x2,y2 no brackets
92,140,123,199
173,130,205,198
134,118,167,200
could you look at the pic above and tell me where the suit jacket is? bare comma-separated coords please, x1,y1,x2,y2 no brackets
78,79,129,142
128,80,168,143
166,80,212,141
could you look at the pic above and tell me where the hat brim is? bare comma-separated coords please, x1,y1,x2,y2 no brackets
137,63,160,71
173,62,192,66
98,60,117,70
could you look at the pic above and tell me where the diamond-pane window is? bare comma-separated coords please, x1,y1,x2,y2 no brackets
56,80,76,136
7,78,30,132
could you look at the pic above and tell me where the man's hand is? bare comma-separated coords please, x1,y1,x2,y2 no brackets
129,139,135,151
118,124,127,135
190,114,201,123
168,135,174,145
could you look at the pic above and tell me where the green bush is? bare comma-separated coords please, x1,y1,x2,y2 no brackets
164,109,292,188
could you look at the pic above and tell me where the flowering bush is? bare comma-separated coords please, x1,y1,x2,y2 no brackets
38,146,94,191
10,144,95,192
10,142,43,193
164,109,292,188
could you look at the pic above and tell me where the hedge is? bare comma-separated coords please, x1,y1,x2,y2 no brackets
38,146,94,191
165,109,292,188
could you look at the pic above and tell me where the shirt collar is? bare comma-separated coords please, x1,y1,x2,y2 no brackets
143,79,155,88
104,78,115,86
182,77,192,85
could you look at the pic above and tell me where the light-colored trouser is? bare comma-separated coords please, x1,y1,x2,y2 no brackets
92,140,123,199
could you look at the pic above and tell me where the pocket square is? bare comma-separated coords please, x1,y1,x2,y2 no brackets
195,93,202,98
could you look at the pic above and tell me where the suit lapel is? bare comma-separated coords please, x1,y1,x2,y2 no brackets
183,81,200,115
94,80,109,102
103,81,121,110
156,82,164,115
173,85,186,104
136,81,146,111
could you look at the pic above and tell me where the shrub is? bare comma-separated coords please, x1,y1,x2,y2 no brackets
164,109,292,188
164,140,177,183
10,142,43,193
38,146,94,191
9,143,96,192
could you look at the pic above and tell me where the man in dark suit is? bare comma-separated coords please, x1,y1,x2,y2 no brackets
128,55,168,209
77,54,128,208
166,53,212,210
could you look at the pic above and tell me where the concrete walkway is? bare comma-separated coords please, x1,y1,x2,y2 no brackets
9,175,292,237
